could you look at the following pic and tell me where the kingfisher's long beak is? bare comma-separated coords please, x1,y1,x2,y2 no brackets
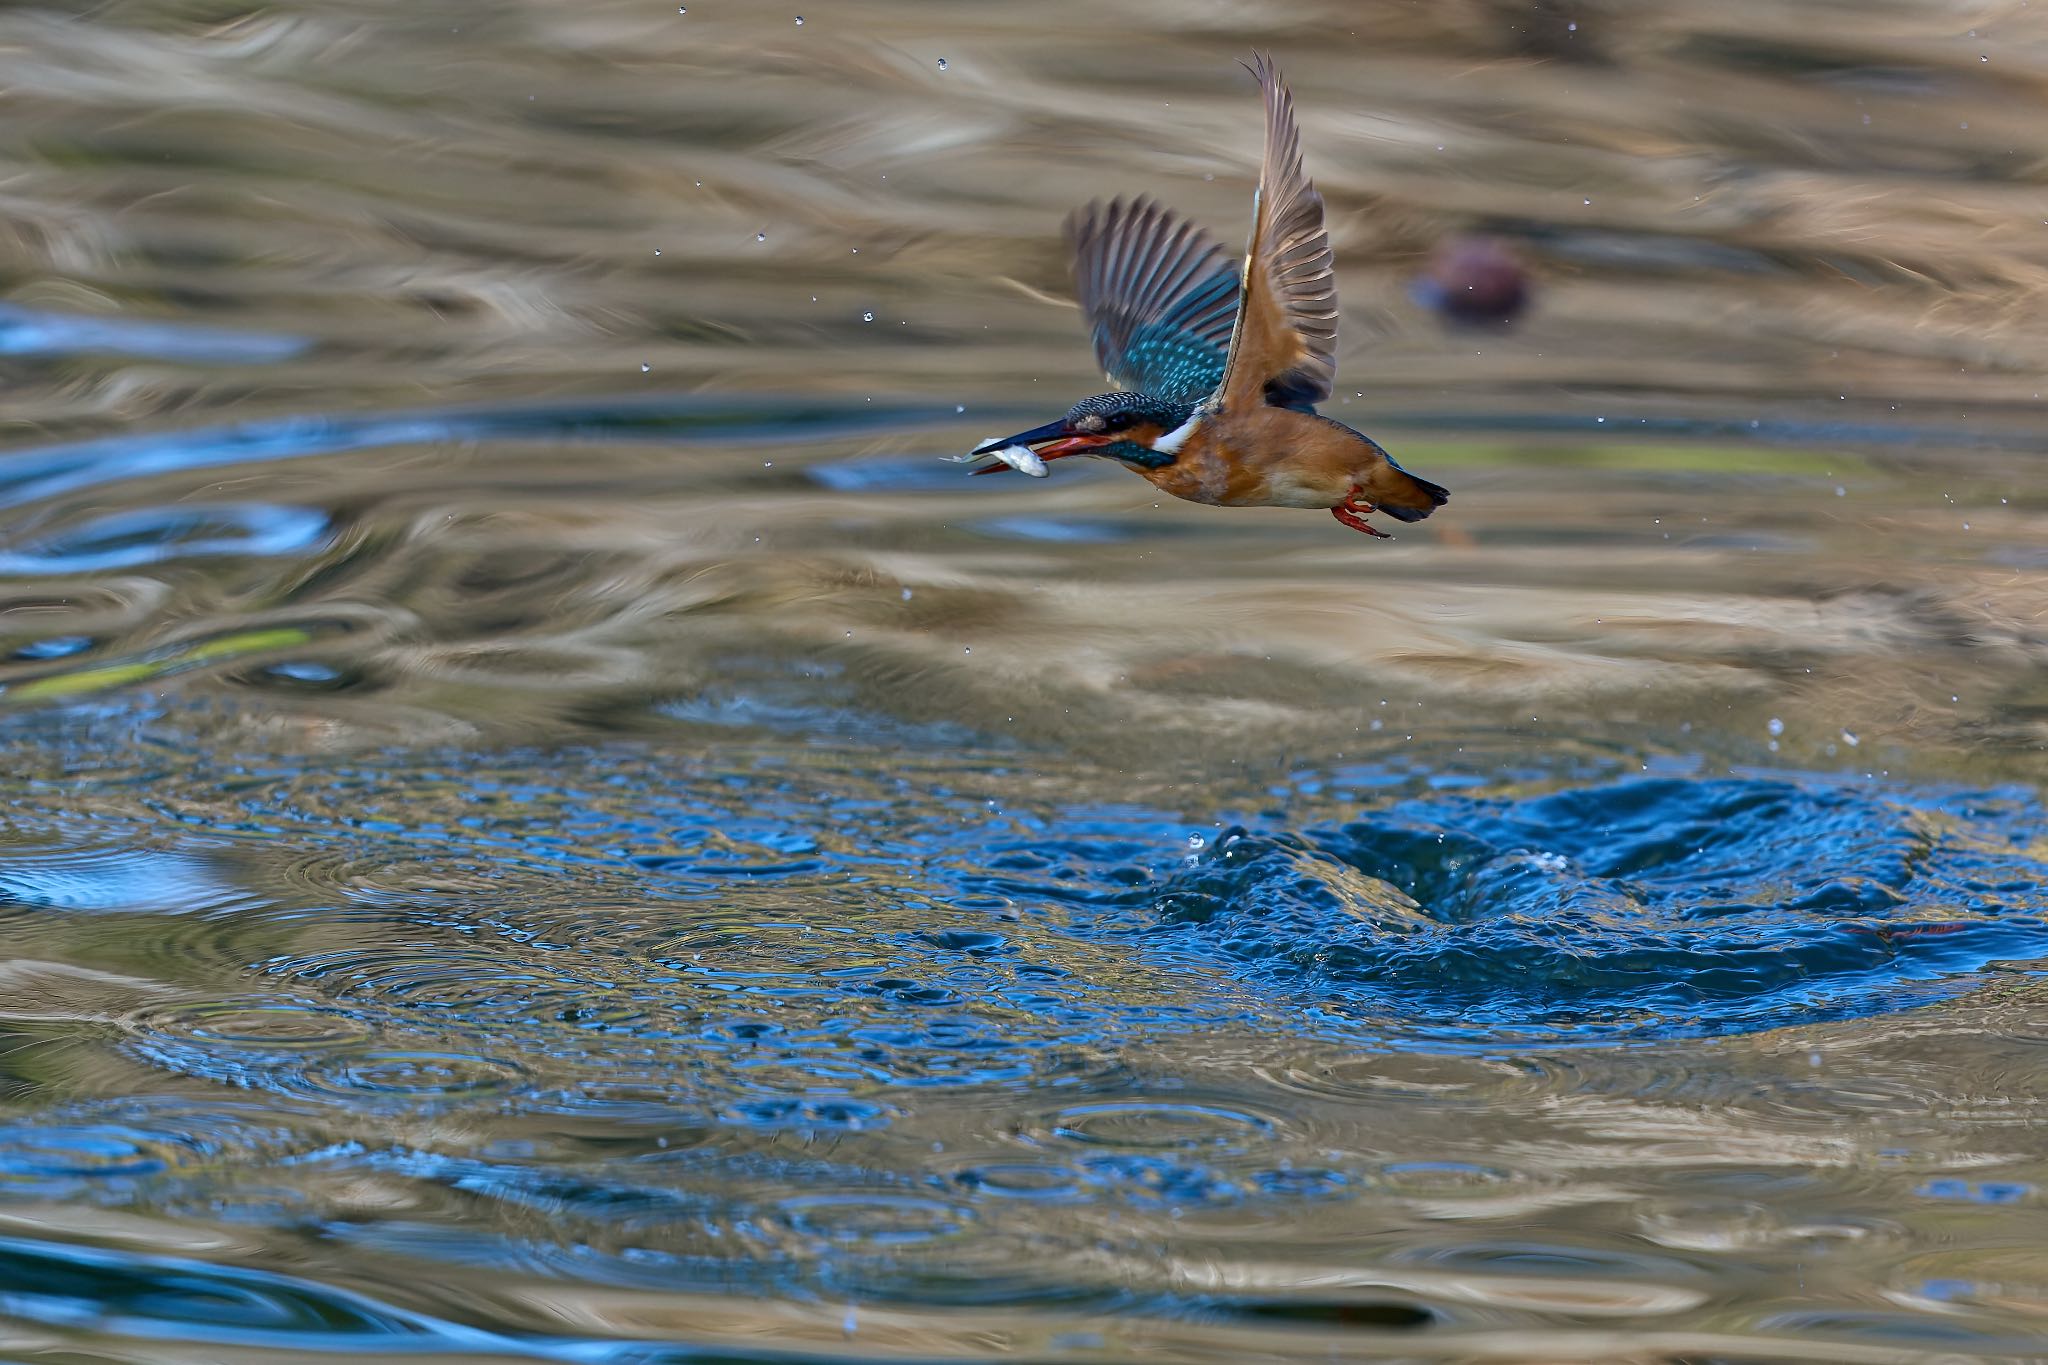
969,419,1068,458
966,419,1114,475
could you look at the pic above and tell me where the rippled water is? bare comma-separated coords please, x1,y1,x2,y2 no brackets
2,0,2047,1360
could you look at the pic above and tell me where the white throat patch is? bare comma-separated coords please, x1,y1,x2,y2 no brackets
1152,413,1200,456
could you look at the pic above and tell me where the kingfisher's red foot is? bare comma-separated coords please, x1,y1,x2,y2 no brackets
1331,494,1391,538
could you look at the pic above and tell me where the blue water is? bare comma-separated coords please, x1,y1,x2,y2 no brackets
0,705,2044,1357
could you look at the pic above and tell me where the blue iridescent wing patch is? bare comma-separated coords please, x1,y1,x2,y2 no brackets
1065,197,1238,406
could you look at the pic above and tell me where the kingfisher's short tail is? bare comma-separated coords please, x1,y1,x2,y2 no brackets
1375,463,1449,523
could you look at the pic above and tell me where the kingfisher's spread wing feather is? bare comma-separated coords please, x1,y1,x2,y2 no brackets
1064,196,1239,406
1216,53,1338,413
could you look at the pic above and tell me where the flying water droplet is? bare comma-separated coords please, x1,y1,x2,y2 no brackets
640,363,650,373
1767,717,1785,737
862,311,874,322
936,58,948,70
794,14,804,23
756,232,767,242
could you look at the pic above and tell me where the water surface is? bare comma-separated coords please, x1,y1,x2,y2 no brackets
0,1,2046,1360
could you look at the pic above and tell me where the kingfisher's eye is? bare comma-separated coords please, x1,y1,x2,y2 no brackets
1104,413,1131,431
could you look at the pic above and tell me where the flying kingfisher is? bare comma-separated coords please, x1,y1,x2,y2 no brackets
960,54,1447,538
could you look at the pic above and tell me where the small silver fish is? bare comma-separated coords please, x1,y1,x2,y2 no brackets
942,441,1048,477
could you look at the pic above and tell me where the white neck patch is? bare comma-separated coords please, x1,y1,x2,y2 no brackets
1152,413,1200,455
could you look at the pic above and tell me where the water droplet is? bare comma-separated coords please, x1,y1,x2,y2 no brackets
862,311,874,322
1766,717,1785,737
1842,730,1860,747
794,14,804,22
936,57,948,70
1186,833,1207,851
954,404,965,413
901,588,913,601
640,363,650,373
756,232,767,242
1834,485,1846,496
678,4,686,10
653,248,662,256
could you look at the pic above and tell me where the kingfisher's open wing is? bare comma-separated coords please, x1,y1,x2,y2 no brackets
1215,53,1338,413
1064,196,1239,406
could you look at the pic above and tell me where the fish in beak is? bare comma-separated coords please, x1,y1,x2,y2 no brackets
943,419,1114,477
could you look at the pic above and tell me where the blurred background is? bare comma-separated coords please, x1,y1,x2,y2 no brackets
0,1,2046,1360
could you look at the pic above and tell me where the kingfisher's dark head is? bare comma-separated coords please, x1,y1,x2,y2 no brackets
969,391,1196,471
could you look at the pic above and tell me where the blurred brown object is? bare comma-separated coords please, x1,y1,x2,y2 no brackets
1411,235,1531,328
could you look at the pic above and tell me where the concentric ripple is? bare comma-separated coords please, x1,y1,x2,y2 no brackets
133,996,377,1051
298,1050,528,1103
1038,1101,1280,1154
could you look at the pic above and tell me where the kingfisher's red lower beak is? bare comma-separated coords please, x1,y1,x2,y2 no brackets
1035,435,1113,459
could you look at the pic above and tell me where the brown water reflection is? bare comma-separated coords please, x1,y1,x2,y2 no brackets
0,0,2039,771
0,0,2045,1361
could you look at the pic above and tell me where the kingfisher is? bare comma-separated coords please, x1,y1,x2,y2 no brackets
958,54,1447,538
